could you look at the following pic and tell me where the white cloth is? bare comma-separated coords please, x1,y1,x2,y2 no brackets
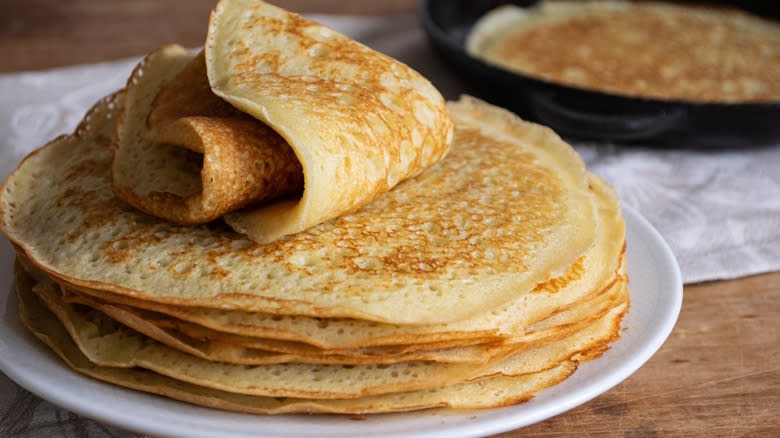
1,14,779,436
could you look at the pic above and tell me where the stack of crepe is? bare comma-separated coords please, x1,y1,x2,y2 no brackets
1,0,628,414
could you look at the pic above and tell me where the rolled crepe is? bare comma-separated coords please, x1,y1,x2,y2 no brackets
115,51,304,225
113,0,453,243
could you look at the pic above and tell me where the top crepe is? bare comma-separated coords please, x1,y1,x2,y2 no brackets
0,89,596,324
113,0,453,243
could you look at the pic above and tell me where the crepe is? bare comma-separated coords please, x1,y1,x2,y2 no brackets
114,48,304,225
1,89,598,324
114,0,453,242
37,173,622,350
20,262,626,402
467,1,780,102
55,266,622,365
36,177,625,363
18,273,579,413
32,276,626,399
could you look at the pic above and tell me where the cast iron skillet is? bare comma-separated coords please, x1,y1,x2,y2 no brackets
421,0,780,147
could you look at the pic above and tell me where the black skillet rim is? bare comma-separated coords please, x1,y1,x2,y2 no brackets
419,0,780,145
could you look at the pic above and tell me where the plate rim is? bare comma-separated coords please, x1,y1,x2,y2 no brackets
0,205,682,438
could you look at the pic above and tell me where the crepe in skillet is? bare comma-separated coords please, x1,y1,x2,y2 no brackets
467,1,780,102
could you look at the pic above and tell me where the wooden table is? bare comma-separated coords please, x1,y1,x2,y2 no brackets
3,1,779,436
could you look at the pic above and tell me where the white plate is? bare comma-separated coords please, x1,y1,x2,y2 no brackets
0,206,681,438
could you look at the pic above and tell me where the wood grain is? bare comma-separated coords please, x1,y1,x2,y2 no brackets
0,0,417,72
3,1,779,436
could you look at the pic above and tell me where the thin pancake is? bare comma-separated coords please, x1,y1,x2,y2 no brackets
206,0,454,243
18,277,578,413
57,266,620,365
467,1,780,102
116,0,453,240
1,89,597,324
40,175,622,350
20,263,626,402
60,287,503,365
114,48,303,225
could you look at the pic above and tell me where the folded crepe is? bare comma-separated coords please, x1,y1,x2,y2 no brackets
113,0,453,243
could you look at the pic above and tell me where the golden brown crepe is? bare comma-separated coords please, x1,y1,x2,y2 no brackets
114,0,453,243
468,1,780,102
2,91,598,324
17,262,627,411
115,50,303,225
